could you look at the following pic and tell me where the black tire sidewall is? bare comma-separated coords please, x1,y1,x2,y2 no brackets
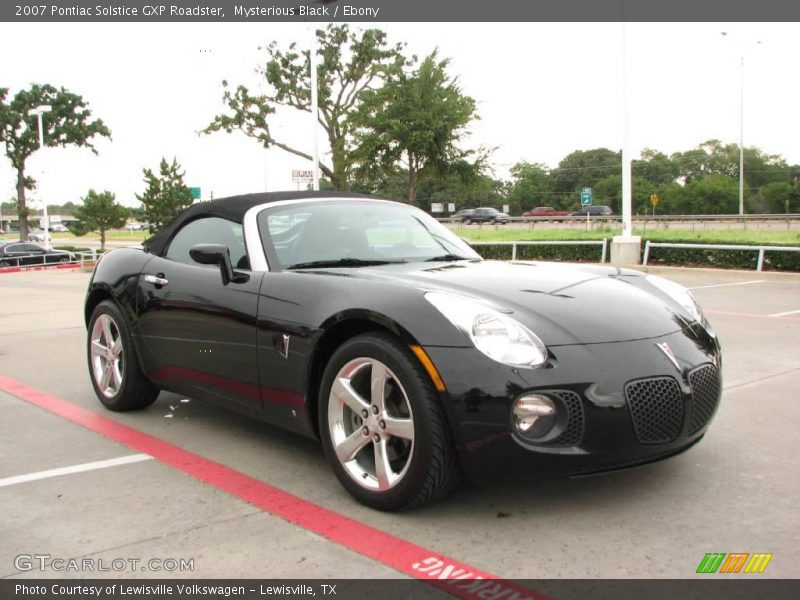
87,300,157,411
318,333,450,511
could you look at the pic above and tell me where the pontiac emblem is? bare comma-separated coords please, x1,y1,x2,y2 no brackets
656,342,681,371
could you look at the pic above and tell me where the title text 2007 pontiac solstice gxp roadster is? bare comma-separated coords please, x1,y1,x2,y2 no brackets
85,192,721,510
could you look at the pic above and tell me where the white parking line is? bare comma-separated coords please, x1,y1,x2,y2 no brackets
769,309,800,318
688,280,766,290
0,454,152,488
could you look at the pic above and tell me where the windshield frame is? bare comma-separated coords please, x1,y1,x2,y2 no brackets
245,198,481,272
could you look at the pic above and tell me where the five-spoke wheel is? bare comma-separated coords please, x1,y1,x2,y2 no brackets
87,300,159,411
328,357,415,492
319,333,459,511
90,313,124,398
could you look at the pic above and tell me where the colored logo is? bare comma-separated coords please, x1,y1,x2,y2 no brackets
696,552,773,574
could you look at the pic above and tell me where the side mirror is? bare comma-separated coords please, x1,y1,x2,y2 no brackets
189,243,248,285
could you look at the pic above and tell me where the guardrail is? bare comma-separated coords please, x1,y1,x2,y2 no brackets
469,239,608,263
0,249,98,270
441,213,800,223
642,241,800,271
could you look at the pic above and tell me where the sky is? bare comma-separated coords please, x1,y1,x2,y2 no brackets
1,21,798,209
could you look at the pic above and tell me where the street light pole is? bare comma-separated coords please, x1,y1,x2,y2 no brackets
738,54,745,216
721,32,761,216
28,104,53,248
310,27,320,192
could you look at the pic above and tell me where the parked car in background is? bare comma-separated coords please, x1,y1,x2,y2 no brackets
465,207,510,224
126,223,146,231
571,205,614,217
28,229,52,242
0,242,76,267
523,207,570,218
50,223,69,233
451,209,474,223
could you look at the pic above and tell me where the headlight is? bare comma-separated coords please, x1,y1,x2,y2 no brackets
647,275,704,323
425,292,548,368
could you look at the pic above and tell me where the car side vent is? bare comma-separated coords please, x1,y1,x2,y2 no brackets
625,377,683,444
688,364,721,434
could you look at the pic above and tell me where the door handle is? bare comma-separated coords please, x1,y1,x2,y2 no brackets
144,274,169,286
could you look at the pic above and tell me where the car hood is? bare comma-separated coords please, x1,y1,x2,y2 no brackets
335,260,687,346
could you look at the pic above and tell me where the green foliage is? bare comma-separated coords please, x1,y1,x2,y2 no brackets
472,242,605,263
136,158,193,233
507,162,554,213
644,239,800,272
671,175,739,214
551,148,620,196
756,182,800,214
71,190,128,251
0,83,110,239
350,51,481,204
204,25,409,190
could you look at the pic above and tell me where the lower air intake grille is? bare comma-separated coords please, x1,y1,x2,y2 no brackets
689,364,721,434
543,390,584,447
625,377,683,444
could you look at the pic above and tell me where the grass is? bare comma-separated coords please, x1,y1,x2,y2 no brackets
453,226,800,246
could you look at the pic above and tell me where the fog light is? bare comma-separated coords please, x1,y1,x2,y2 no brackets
513,394,557,438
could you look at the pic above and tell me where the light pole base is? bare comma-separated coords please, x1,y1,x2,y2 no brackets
610,235,642,265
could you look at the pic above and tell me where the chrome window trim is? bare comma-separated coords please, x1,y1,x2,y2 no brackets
242,197,411,273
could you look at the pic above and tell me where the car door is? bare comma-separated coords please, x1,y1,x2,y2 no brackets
135,217,264,410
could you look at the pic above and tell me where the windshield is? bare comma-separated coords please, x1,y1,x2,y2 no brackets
258,200,481,270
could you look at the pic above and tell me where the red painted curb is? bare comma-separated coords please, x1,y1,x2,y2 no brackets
0,374,546,600
0,263,92,274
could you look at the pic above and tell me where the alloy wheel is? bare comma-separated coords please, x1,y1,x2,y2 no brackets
90,314,124,398
327,357,415,491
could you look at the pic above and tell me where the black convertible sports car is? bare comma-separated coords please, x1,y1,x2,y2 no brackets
85,191,721,510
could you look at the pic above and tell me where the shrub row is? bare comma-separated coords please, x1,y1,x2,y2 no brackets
643,240,800,271
471,239,800,271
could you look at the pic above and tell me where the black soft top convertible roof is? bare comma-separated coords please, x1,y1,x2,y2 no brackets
143,190,376,256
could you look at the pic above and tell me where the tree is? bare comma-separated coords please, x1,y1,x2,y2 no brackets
204,25,409,190
758,181,800,214
551,148,620,195
69,190,128,251
632,149,679,185
136,158,193,233
507,162,554,213
350,52,480,204
0,84,111,240
673,175,739,215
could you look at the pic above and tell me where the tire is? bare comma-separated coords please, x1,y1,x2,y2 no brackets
87,300,159,411
319,332,459,511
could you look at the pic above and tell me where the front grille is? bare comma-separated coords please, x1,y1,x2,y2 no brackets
543,390,584,447
689,364,721,434
625,377,683,444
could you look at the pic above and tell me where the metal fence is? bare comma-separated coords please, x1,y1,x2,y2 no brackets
0,249,98,270
469,239,608,263
642,241,800,271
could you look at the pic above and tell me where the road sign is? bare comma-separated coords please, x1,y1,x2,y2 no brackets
292,170,313,183
448,203,456,213
431,203,444,213
580,187,592,206
650,193,660,207
190,187,201,200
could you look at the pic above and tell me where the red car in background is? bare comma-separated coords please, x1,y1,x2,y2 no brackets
522,206,570,218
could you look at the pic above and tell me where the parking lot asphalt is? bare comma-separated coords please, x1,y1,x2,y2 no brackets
0,265,798,581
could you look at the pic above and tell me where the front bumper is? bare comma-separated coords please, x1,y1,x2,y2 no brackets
424,324,721,483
